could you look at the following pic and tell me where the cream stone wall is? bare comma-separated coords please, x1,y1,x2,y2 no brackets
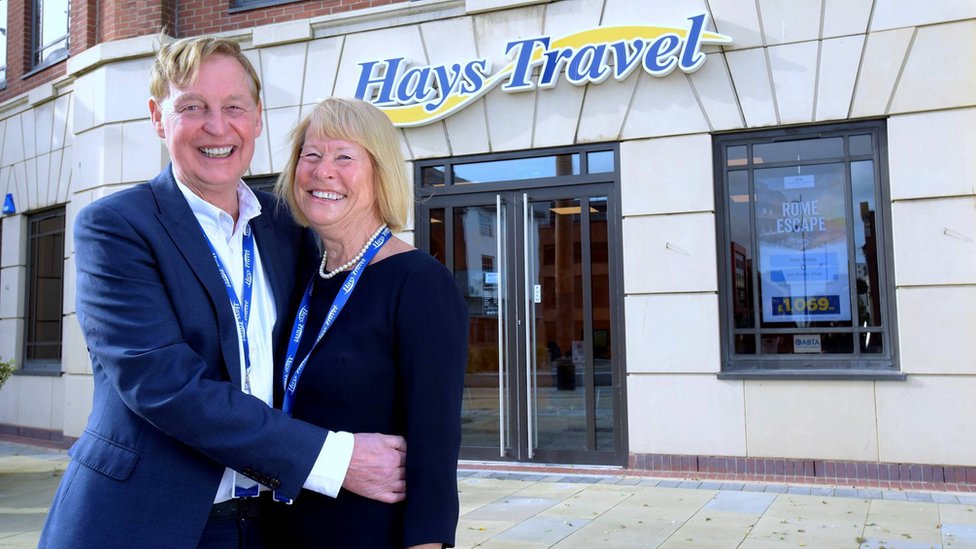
743,381,880,461
0,0,973,466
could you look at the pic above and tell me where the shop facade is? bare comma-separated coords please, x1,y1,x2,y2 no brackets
1,0,974,484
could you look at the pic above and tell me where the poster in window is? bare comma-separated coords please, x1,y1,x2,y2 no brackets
756,165,851,323
482,271,498,316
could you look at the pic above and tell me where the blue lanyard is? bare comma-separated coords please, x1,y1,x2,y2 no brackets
203,223,256,394
281,227,391,416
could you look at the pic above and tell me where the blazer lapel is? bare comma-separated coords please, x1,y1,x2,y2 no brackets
248,201,289,342
149,166,244,388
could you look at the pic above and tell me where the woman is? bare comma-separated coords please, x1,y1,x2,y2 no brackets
271,97,467,548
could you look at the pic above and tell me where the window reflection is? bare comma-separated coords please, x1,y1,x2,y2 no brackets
33,0,70,68
852,160,880,331
587,151,614,173
423,150,616,188
0,0,7,85
850,135,872,156
728,171,753,329
422,166,446,187
447,205,504,449
727,145,747,167
753,137,843,164
26,208,65,367
454,154,580,184
429,208,445,263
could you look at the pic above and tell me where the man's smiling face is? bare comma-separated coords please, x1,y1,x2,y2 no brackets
150,53,263,194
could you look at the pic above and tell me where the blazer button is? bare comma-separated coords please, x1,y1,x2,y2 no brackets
269,478,281,489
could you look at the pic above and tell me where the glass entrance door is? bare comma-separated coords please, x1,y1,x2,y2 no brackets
420,185,621,465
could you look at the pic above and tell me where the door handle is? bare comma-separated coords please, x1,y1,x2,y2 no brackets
522,193,534,459
496,195,505,458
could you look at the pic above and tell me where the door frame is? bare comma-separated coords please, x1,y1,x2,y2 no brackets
413,144,629,467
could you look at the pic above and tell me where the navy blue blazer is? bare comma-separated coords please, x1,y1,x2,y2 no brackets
40,166,324,548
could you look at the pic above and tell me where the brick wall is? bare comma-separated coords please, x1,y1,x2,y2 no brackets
178,0,405,36
101,0,177,43
630,453,976,490
1,0,407,104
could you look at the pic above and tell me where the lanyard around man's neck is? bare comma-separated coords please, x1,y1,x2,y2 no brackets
202,223,256,394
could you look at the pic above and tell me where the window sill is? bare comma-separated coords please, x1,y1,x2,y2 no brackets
228,0,302,14
718,369,906,381
15,365,63,377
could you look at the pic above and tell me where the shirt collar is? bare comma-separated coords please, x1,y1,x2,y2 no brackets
174,176,263,236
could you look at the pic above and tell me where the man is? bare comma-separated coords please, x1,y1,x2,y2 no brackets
40,37,406,548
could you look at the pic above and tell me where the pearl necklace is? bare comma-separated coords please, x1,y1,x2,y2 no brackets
318,224,388,279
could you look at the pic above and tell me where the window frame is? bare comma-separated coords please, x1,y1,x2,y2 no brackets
0,0,8,89
30,0,70,72
23,206,66,374
713,120,902,380
227,0,300,13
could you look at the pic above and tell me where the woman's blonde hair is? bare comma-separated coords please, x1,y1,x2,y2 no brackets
276,98,410,232
149,36,261,104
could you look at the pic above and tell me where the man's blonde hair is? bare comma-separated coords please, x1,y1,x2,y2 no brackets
149,36,261,103
276,98,411,232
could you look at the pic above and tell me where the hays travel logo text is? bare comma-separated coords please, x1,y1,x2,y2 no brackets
354,14,732,127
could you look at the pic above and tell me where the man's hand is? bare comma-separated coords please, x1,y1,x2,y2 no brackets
342,433,407,503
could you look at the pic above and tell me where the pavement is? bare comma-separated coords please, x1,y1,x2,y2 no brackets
1,440,975,548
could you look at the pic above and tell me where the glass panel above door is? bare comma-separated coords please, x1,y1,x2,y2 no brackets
454,154,580,184
418,148,615,187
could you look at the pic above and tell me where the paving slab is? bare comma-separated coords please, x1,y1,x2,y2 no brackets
745,494,870,549
861,499,943,549
703,491,777,515
512,481,586,500
491,515,590,545
464,496,563,522
659,509,756,548
551,516,682,548
454,518,518,548
941,523,976,547
538,484,638,520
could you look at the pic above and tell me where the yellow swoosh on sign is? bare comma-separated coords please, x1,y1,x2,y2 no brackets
380,24,732,128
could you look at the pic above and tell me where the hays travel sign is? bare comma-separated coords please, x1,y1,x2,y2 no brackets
354,14,732,127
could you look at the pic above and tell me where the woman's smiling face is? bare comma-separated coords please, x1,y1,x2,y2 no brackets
293,132,380,236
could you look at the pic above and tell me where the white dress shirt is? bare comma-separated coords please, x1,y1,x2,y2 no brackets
175,179,353,504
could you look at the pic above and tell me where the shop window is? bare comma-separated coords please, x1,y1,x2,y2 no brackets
714,121,899,378
228,0,299,12
0,0,8,87
24,207,65,372
31,0,69,70
0,221,3,311
478,212,494,237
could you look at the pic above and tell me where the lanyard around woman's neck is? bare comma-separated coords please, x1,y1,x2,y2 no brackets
280,226,392,416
